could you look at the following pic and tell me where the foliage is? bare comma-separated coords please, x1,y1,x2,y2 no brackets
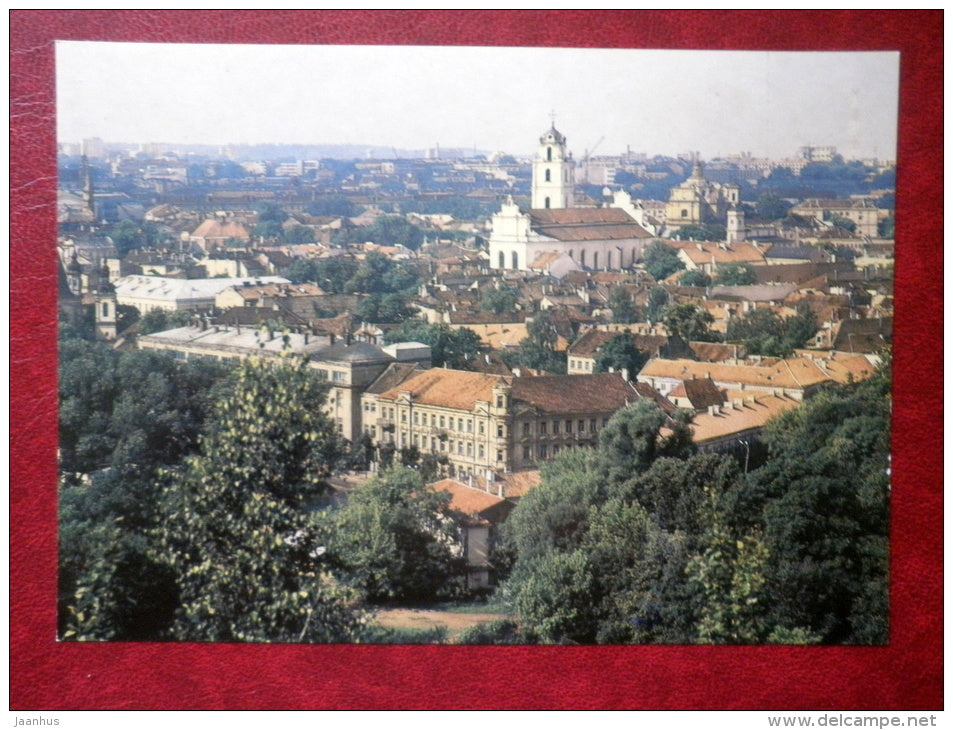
354,293,418,324
659,302,718,342
678,269,711,287
645,286,670,324
642,241,685,281
384,321,481,369
284,225,316,244
715,262,757,286
607,286,641,323
593,333,648,379
501,310,566,374
496,369,890,645
673,224,726,242
827,215,857,233
58,330,235,640
456,619,532,645
345,252,420,295
725,303,818,357
321,467,464,604
306,195,359,218
479,287,519,314
150,357,360,642
754,194,792,221
355,215,425,251
138,308,193,335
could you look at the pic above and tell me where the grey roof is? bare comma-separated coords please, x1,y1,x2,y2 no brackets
315,341,394,364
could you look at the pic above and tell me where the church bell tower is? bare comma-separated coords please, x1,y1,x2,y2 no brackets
531,123,574,210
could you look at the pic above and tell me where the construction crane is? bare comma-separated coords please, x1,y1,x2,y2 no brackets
582,135,605,184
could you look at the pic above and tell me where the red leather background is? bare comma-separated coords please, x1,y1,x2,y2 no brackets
10,10,942,710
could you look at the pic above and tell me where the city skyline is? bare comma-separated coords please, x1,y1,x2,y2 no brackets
56,42,899,162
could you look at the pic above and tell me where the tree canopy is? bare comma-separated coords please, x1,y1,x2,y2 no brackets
642,241,685,281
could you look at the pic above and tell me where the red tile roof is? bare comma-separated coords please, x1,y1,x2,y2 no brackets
512,372,637,414
527,208,654,242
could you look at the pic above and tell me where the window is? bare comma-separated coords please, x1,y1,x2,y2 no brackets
101,302,109,317
401,411,407,423
523,446,531,460
681,209,689,218
512,251,519,269
544,197,551,209
413,412,419,425
552,445,560,456
496,450,504,463
539,421,547,435
498,251,505,269
545,168,551,182
590,419,597,432
466,442,472,457
496,395,504,408
565,420,572,433
522,422,530,436
539,445,548,459
578,419,585,432
497,424,505,438
431,438,436,452
332,371,346,382
478,444,484,459
547,146,552,162
467,419,473,433
458,441,464,455
479,422,485,435
440,416,445,428
458,418,464,432
593,252,599,269
552,421,559,435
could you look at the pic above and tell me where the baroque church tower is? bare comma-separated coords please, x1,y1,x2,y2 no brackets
531,124,574,209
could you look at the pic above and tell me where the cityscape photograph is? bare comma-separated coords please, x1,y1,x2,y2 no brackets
55,41,898,646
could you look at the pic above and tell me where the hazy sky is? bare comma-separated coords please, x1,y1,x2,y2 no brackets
56,42,899,160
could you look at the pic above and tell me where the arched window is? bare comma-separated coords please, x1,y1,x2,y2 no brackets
545,168,551,182
606,251,612,269
512,251,519,270
498,251,505,269
547,147,552,162
580,250,586,267
544,197,551,209
593,252,599,269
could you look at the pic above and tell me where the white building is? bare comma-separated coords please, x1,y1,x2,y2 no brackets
488,124,657,272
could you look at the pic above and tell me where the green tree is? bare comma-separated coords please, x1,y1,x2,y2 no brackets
607,286,641,323
593,333,648,379
307,196,359,218
678,269,711,287
385,321,481,369
479,287,519,314
726,304,817,358
642,241,685,281
284,225,316,244
660,302,717,342
366,215,425,251
715,262,757,286
151,357,359,642
645,286,670,324
322,466,463,603
754,194,792,221
673,224,726,242
138,308,192,335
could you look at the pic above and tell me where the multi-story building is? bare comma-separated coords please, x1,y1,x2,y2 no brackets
361,368,642,478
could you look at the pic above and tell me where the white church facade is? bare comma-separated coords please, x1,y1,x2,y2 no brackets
489,124,658,272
